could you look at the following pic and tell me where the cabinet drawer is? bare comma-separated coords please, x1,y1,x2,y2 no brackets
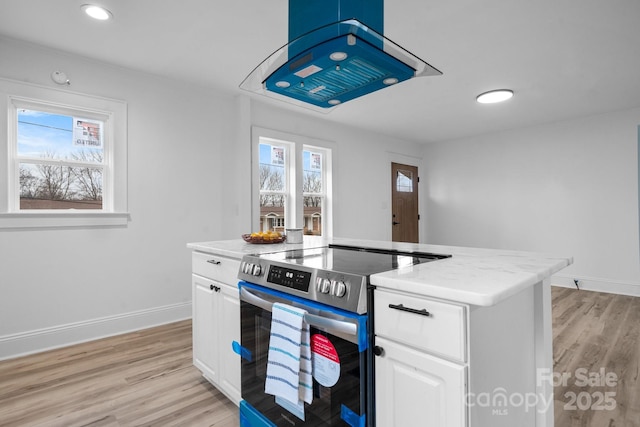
375,290,466,362
192,251,241,285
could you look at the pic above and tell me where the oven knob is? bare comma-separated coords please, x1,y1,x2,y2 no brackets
315,277,324,292
251,264,262,276
321,278,331,293
330,280,338,294
331,280,347,297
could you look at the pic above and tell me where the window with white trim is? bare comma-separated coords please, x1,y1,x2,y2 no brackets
0,78,128,229
14,103,107,210
253,127,333,237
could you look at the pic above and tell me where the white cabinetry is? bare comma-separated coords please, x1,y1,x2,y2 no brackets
375,337,466,427
375,288,468,427
191,251,241,405
375,285,542,427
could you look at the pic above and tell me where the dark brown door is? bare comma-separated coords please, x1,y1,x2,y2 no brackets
391,162,419,243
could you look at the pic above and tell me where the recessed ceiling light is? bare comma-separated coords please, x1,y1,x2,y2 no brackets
328,99,341,105
81,4,113,21
275,81,290,88
329,52,347,61
383,77,399,85
476,89,514,104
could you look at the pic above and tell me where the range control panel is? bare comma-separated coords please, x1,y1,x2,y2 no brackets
238,255,368,314
267,265,311,292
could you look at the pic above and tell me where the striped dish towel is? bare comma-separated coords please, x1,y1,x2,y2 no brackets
265,303,313,405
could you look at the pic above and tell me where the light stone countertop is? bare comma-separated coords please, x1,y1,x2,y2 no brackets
187,236,330,257
187,237,572,307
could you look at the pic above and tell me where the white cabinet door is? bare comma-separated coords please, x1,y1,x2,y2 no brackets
375,336,467,427
192,275,218,383
217,282,241,405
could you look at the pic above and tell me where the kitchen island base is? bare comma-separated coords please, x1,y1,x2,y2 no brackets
374,280,554,427
188,238,569,427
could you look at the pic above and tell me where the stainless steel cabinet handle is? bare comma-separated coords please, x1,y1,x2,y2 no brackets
206,259,221,265
388,303,430,317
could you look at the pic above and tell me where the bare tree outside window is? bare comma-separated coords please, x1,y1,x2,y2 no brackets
16,108,104,210
259,143,287,232
34,163,75,200
257,141,328,236
71,151,103,201
19,166,39,199
303,171,322,207
302,150,323,235
19,150,103,209
259,164,285,207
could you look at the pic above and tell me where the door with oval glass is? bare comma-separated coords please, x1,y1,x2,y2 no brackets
391,162,419,243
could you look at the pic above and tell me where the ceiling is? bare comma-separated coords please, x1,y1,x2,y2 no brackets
1,0,639,143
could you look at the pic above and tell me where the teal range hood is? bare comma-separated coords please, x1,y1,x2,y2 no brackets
240,0,442,111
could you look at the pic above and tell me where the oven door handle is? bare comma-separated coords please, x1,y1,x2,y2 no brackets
240,287,358,337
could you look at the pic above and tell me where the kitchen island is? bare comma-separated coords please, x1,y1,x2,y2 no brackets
187,237,572,427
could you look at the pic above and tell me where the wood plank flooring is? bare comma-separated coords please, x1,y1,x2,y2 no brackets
552,287,640,427
0,288,638,426
0,320,238,427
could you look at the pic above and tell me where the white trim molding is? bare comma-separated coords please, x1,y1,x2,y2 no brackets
0,77,128,230
0,302,191,361
0,211,129,229
552,274,640,297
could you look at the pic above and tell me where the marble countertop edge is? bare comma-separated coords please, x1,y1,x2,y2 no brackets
187,237,573,307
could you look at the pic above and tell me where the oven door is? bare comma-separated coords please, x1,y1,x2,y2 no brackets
237,281,369,427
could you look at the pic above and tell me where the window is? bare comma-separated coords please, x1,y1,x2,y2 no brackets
259,140,289,232
302,149,324,235
253,127,332,237
0,77,128,228
16,106,106,210
396,168,414,192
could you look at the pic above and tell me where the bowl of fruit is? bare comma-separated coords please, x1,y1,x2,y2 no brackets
242,230,286,244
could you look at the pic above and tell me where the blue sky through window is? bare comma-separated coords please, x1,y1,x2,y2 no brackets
17,109,103,161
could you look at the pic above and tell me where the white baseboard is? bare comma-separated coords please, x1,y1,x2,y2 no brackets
0,302,192,361
552,274,640,297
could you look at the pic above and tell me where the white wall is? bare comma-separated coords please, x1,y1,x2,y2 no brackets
3,34,638,360
0,37,426,359
423,108,640,294
244,100,426,241
0,37,234,358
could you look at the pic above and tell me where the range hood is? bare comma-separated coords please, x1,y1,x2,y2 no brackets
240,0,442,111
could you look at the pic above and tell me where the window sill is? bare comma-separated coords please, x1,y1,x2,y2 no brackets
0,212,130,229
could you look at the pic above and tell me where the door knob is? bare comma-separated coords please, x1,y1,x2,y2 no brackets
392,221,400,225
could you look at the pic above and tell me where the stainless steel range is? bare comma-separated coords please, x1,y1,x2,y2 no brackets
236,243,450,427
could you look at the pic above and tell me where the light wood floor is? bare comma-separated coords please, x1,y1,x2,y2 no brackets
0,288,638,426
552,287,640,427
0,320,238,427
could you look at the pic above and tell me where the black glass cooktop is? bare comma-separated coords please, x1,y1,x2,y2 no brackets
258,244,451,277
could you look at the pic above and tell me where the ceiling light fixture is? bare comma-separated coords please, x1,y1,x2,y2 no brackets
329,52,348,61
476,89,514,104
81,4,113,21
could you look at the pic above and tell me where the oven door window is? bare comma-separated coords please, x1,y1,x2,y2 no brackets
240,299,366,426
